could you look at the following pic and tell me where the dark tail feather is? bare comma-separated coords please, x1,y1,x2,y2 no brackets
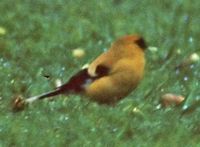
37,88,63,100
36,70,87,101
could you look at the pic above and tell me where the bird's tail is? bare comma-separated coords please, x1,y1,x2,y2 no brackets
25,88,65,103
25,68,91,103
37,89,62,100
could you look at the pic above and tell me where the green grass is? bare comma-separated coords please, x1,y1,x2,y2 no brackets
0,0,200,146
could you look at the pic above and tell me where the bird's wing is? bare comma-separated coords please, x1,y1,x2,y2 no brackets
58,65,110,93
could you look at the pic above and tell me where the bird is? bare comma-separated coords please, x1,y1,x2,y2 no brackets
12,34,147,111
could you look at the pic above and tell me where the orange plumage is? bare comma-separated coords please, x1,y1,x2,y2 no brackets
86,35,146,103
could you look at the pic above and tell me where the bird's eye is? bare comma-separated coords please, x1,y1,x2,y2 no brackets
135,38,147,49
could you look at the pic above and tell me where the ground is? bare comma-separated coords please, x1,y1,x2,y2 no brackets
0,0,199,146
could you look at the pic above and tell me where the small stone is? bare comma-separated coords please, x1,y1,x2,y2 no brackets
12,95,27,112
72,48,85,58
55,79,62,87
148,46,158,52
189,53,199,62
161,93,185,107
0,27,6,35
176,49,181,54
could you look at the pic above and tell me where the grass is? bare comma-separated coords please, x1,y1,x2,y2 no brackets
0,0,200,146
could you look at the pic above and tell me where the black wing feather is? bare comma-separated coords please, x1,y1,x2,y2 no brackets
58,65,110,93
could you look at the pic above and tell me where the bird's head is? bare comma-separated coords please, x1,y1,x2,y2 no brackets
110,34,147,59
114,35,147,50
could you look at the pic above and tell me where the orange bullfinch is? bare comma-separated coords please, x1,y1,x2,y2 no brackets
12,34,147,111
